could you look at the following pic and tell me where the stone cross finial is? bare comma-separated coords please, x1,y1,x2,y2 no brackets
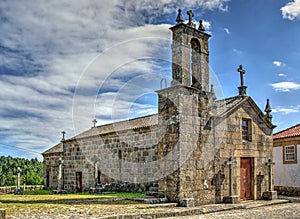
266,158,275,191
265,99,272,122
176,9,183,24
61,131,66,141
198,20,205,31
187,10,194,26
237,64,246,87
225,156,237,196
92,119,97,128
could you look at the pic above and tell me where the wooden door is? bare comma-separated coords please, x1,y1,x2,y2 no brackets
76,172,82,192
46,171,50,188
240,158,252,200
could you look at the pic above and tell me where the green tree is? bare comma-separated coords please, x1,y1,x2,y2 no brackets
0,156,43,186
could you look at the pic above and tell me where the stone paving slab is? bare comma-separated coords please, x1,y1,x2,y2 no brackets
278,195,300,203
99,199,289,219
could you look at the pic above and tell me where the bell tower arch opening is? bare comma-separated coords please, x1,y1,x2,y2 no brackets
169,11,211,91
190,38,201,89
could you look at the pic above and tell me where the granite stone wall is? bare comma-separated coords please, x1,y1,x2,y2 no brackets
62,126,159,192
43,153,62,190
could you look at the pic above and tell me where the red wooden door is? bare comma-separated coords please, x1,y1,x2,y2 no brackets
240,158,252,200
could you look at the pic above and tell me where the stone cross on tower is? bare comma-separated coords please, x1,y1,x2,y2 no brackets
237,64,245,87
187,10,194,26
266,158,275,191
225,156,237,196
61,131,66,142
92,119,98,128
237,64,247,97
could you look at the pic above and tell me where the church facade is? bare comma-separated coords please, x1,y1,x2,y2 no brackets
43,9,277,206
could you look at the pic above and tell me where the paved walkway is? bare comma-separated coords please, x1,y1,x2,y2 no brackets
101,199,291,219
163,202,300,219
5,197,299,219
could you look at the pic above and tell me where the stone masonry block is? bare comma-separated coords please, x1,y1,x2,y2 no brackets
0,209,5,219
223,195,240,204
263,191,278,200
180,198,195,207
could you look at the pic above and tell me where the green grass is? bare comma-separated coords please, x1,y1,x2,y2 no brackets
23,189,53,195
0,192,146,216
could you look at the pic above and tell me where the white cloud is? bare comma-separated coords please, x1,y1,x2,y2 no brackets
278,73,287,77
224,28,230,34
273,60,285,67
0,0,229,156
271,81,300,92
233,48,243,55
273,107,300,114
281,0,300,20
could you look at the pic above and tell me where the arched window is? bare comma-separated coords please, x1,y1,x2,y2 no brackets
190,38,201,89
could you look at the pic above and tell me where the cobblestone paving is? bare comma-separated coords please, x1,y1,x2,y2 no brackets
5,199,300,219
164,203,300,219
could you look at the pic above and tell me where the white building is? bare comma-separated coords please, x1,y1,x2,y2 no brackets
273,124,300,194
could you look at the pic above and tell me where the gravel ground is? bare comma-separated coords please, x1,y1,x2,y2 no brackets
4,197,300,219
163,202,300,219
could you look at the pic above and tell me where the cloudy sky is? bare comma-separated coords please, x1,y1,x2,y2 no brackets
1,0,300,159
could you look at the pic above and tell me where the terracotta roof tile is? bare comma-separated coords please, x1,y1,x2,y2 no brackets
274,124,300,139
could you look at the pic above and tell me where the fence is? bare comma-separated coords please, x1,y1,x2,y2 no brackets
0,185,44,194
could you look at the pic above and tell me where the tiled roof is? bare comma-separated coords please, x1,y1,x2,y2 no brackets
69,114,158,140
214,96,246,117
42,142,63,155
274,124,300,139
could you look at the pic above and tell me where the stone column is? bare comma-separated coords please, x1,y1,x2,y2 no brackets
57,158,63,190
14,167,23,195
17,167,21,190
263,158,277,200
223,156,240,204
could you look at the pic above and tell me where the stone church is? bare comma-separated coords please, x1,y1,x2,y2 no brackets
43,9,277,206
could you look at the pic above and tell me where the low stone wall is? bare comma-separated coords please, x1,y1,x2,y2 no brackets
275,186,300,196
0,209,5,219
0,185,44,194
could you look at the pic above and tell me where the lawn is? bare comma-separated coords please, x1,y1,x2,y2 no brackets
0,191,150,218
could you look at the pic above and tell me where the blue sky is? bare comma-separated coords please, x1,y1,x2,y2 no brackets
0,0,300,160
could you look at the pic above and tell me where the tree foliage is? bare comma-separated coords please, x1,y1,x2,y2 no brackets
0,156,43,186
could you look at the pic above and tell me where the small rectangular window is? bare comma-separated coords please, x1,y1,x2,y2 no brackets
283,145,297,164
242,119,252,142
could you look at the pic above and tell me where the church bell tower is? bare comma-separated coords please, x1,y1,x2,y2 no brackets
157,9,214,206
170,9,211,91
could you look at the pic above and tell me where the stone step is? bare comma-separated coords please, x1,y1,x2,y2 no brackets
146,191,159,196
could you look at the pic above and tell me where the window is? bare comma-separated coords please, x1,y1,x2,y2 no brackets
242,119,252,142
283,145,297,164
